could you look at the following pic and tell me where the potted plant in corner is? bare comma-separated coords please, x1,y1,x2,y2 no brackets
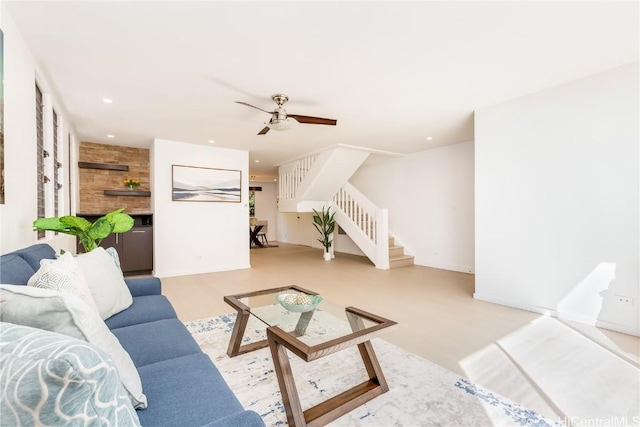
312,207,336,261
33,208,134,253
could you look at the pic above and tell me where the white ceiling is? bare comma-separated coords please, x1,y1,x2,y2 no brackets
5,1,638,181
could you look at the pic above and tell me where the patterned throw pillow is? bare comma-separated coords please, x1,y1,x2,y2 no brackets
105,246,123,271
27,251,100,313
0,285,147,409
0,322,141,426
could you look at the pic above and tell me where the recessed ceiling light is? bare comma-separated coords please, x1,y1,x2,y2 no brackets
208,140,215,144
427,136,433,141
102,98,113,104
107,134,115,138
254,160,260,163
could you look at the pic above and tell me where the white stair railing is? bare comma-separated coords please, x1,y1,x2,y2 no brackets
331,183,389,269
278,154,318,201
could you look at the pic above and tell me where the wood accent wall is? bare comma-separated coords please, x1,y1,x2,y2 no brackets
79,142,151,214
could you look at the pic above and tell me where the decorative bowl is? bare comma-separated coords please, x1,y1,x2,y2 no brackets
277,293,323,313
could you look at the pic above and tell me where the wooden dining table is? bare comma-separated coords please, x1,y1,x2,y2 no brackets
250,224,264,247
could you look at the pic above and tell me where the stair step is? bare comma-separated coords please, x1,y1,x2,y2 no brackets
389,245,405,258
389,254,415,269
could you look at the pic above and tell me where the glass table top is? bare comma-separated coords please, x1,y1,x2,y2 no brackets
233,286,386,347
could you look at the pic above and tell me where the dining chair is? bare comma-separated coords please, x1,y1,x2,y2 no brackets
256,220,268,246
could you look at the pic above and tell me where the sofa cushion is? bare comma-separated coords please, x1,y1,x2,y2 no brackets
0,285,147,409
0,254,35,285
137,353,251,427
0,322,141,427
124,276,162,297
27,252,100,313
111,318,201,368
105,295,177,329
12,243,56,271
200,411,266,427
75,247,133,320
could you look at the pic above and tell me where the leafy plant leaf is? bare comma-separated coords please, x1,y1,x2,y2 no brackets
89,218,115,241
110,213,135,234
32,208,134,253
33,217,67,232
59,216,93,232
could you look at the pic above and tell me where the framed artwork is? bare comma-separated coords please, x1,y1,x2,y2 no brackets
172,165,241,202
0,29,4,204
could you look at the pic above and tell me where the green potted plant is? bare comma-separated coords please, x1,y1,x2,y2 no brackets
33,208,134,253
312,207,336,261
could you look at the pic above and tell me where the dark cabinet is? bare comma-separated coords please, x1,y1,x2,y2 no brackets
76,214,153,275
120,227,153,273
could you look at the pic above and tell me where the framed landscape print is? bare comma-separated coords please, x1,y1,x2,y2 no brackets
172,165,241,202
1,29,4,204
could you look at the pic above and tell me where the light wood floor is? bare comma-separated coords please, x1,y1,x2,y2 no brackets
161,243,640,421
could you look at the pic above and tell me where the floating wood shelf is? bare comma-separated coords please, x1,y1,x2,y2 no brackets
104,190,151,197
78,162,129,171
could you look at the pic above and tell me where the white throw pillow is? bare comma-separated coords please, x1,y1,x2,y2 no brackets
0,285,147,409
75,247,133,320
27,251,100,313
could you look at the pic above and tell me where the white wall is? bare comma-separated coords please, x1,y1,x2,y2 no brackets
0,5,75,255
152,138,250,277
334,228,366,257
276,211,315,247
475,63,639,335
350,141,475,272
276,205,365,257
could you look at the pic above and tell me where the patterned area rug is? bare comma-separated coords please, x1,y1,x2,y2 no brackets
185,314,559,427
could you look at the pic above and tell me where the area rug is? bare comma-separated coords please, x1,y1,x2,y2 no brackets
185,314,559,426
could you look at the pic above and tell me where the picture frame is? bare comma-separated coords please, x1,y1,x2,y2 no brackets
1,29,4,204
172,165,241,202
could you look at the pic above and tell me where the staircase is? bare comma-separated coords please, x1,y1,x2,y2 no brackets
278,145,414,269
388,236,415,269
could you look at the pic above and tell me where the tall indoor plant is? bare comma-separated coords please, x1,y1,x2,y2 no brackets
312,207,336,261
33,208,134,252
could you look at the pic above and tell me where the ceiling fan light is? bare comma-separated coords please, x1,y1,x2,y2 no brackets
266,119,291,131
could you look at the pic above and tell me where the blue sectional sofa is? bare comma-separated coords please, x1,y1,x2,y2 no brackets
0,243,264,427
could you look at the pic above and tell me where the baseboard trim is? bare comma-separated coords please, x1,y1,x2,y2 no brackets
157,263,251,278
473,293,554,316
473,293,640,337
420,261,475,274
595,320,640,337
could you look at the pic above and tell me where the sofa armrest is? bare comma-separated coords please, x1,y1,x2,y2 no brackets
124,277,161,297
200,411,264,427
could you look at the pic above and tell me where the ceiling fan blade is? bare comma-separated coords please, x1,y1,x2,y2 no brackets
258,126,270,135
287,114,337,126
235,101,274,114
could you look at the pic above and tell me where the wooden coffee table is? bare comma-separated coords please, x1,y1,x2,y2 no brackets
224,285,397,427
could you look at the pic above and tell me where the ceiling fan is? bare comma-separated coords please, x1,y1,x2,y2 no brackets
236,94,337,135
